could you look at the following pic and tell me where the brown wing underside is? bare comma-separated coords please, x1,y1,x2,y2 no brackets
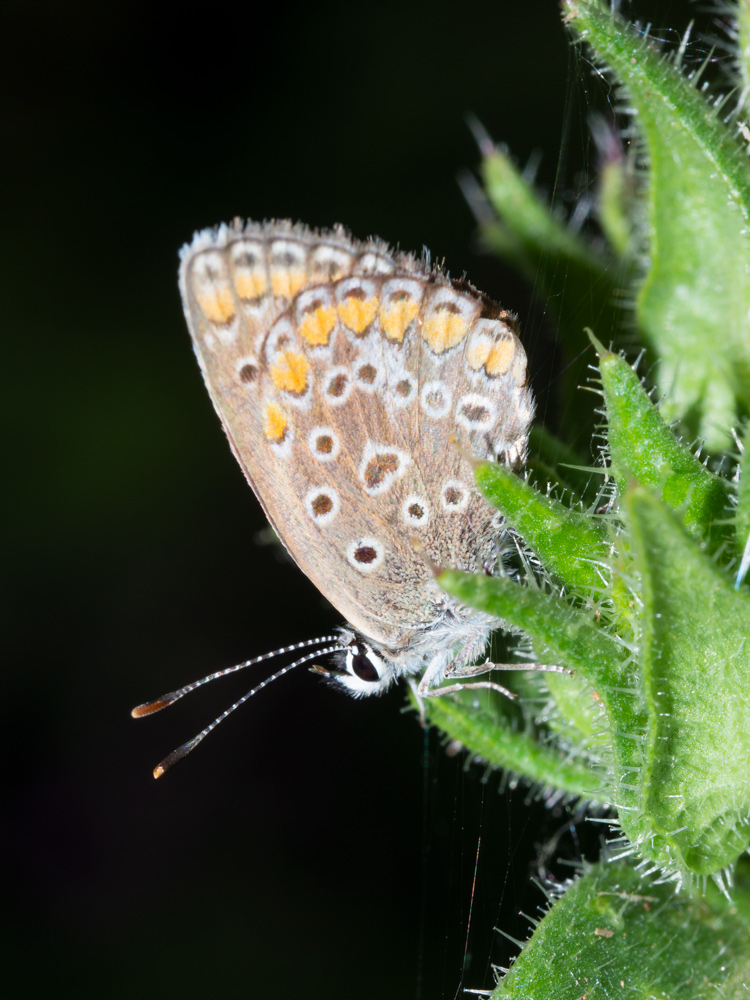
179,221,533,649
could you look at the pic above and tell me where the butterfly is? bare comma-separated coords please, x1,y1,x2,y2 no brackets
133,220,537,776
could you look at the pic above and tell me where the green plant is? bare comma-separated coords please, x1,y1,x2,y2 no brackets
419,2,750,993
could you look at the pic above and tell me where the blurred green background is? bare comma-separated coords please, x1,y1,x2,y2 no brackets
5,1,701,997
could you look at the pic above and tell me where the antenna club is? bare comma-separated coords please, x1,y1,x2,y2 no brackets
131,698,172,718
137,642,343,777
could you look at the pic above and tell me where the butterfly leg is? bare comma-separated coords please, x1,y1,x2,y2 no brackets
415,653,515,701
418,657,570,701
407,677,428,726
419,675,517,701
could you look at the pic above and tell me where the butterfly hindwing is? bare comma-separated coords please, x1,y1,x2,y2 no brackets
179,221,533,649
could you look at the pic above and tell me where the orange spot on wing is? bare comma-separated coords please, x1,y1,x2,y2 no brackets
338,296,378,334
422,313,468,353
270,268,306,297
197,286,236,324
485,338,514,377
234,271,268,301
468,339,491,371
380,300,418,342
270,351,310,395
263,402,289,442
299,305,337,346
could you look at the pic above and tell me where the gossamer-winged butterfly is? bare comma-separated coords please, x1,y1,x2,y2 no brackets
133,220,550,778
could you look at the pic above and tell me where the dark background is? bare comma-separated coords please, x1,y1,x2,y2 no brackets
5,1,705,997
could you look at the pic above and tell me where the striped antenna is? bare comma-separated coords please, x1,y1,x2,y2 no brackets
150,644,342,779
131,635,339,717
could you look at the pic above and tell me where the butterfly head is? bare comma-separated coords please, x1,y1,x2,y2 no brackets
323,632,396,697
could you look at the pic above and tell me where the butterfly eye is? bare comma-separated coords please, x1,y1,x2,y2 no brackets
337,640,393,695
350,649,380,683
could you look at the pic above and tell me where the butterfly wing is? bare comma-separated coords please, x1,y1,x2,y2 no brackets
179,222,533,650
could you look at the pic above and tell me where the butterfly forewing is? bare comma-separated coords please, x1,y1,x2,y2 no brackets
179,221,533,650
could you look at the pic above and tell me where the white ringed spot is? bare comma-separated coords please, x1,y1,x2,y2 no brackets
419,380,452,419
322,366,352,406
307,426,340,462
402,495,429,527
347,537,385,573
304,487,340,526
359,442,411,496
354,360,383,393
456,393,497,430
391,373,416,407
441,479,470,512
